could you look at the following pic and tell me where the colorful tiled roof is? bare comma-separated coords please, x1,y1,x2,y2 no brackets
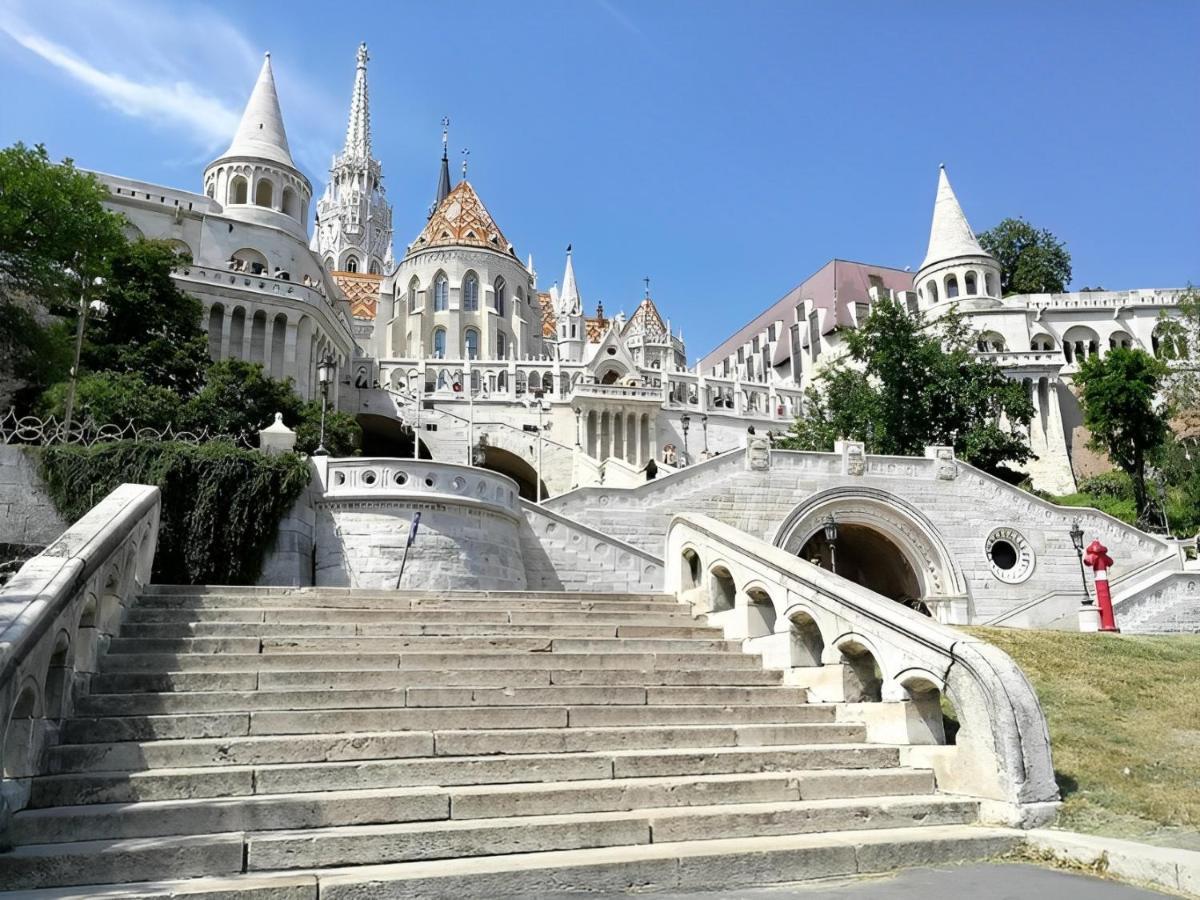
407,181,513,257
333,270,383,319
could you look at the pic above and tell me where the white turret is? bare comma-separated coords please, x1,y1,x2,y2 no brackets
203,52,311,242
312,43,394,275
553,246,586,361
914,165,1001,308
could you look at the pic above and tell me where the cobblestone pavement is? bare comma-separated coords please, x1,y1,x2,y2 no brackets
565,862,1168,898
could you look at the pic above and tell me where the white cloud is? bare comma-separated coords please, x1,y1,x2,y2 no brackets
0,0,339,171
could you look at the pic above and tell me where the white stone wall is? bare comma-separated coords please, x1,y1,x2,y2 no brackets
520,502,662,592
545,446,1173,625
0,447,67,549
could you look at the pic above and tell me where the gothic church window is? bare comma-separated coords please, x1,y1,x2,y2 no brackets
433,328,447,359
463,273,480,311
465,328,480,360
495,277,507,316
345,256,358,273
369,261,381,275
408,277,419,313
434,273,449,311
496,331,507,359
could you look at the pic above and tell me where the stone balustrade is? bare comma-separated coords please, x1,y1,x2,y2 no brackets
0,484,160,830
317,457,520,517
664,513,1060,827
572,383,663,402
176,264,338,316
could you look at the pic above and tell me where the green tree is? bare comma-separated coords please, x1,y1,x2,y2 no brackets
777,298,1034,477
978,218,1072,296
1153,285,1199,420
82,239,209,394
39,371,183,431
1074,347,1171,520
0,143,126,409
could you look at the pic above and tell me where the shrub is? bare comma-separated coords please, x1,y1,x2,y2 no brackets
39,441,310,584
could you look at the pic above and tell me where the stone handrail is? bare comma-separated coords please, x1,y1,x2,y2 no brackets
665,513,1059,827
572,383,663,402
381,389,576,453
0,483,160,830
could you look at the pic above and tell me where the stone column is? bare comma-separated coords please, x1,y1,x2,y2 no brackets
284,317,298,379
220,307,234,360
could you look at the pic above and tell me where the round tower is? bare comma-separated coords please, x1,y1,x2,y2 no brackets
914,165,1001,309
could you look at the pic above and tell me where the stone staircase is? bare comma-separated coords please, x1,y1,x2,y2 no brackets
0,586,1019,898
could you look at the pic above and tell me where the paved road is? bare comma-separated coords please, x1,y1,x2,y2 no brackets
565,862,1167,898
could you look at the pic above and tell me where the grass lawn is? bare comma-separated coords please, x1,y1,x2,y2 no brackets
967,627,1200,850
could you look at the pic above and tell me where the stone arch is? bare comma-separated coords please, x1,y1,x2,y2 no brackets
473,444,546,502
925,279,939,303
680,546,702,591
231,248,268,275
1108,330,1133,351
2,677,43,780
834,635,884,702
944,273,960,299
43,629,73,721
787,607,825,667
964,270,978,295
897,669,953,744
229,174,248,204
744,583,777,638
707,563,736,612
207,303,225,359
281,185,299,219
976,330,1006,352
1063,325,1101,364
254,177,274,207
773,487,967,603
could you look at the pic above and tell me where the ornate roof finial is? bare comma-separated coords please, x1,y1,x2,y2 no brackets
643,275,651,300
461,148,470,180
441,117,449,160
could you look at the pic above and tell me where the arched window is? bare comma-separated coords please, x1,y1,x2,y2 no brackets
408,276,419,313
495,277,507,316
345,256,358,273
464,328,480,360
945,274,960,299
496,331,507,359
985,272,997,297
229,175,248,205
254,179,273,208
433,273,449,311
433,328,446,359
926,280,939,303
282,186,299,218
369,260,381,275
964,271,978,295
463,272,479,311
323,256,335,271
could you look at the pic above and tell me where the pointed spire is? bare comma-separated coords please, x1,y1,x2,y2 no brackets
341,43,371,160
919,164,988,270
432,117,452,213
559,245,581,316
222,52,296,169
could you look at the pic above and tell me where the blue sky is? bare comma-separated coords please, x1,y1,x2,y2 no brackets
2,0,1197,360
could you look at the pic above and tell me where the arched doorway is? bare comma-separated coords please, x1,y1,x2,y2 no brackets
797,525,922,605
599,368,623,385
773,488,967,621
475,445,546,502
357,413,429,459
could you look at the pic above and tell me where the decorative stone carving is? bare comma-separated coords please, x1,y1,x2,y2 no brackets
746,437,770,471
845,443,865,477
984,527,1035,584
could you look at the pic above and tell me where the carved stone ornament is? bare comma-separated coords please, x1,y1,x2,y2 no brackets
845,443,866,477
984,526,1036,584
936,447,958,480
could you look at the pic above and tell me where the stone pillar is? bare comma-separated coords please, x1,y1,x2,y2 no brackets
220,308,234,360
263,315,277,378
284,318,298,378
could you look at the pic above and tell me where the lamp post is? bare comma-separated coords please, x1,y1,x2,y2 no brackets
680,414,691,466
823,514,839,575
1069,519,1091,605
701,414,709,455
315,354,336,456
62,273,104,434
536,395,546,504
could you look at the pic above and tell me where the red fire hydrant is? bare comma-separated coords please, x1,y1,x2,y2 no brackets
1084,539,1120,633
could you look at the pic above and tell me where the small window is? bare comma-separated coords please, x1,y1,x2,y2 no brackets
369,260,381,275
463,273,479,311
434,273,448,311
254,179,273,208
464,328,479,360
964,271,978,295
495,277,507,316
345,256,358,274
926,280,939,303
945,274,960,299
408,277,419,313
496,331,507,359
433,328,446,359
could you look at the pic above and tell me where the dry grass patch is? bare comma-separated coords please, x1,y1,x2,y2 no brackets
967,627,1200,850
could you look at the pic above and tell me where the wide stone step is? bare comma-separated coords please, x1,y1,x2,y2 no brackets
10,769,937,845
134,596,679,614
89,666,785,695
125,608,700,626
48,723,868,774
99,651,767,673
64,703,829,742
142,587,673,601
75,685,810,717
0,796,978,889
116,621,719,640
104,635,740,656
31,744,903,807
0,825,1022,899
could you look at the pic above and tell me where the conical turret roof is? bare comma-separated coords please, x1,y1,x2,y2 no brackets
409,181,513,256
222,53,296,169
919,165,988,270
558,248,581,315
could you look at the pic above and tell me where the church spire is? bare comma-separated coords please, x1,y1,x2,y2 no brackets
222,52,296,169
341,43,371,161
433,117,452,213
919,164,988,270
559,244,581,316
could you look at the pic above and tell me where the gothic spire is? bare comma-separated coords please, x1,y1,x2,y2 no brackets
433,117,452,212
341,43,371,161
559,245,581,316
222,52,296,169
919,164,988,270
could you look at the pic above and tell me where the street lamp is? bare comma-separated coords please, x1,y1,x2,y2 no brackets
1069,519,1091,605
701,414,709,455
62,273,105,434
680,414,691,466
823,514,839,575
315,354,336,456
535,395,547,504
